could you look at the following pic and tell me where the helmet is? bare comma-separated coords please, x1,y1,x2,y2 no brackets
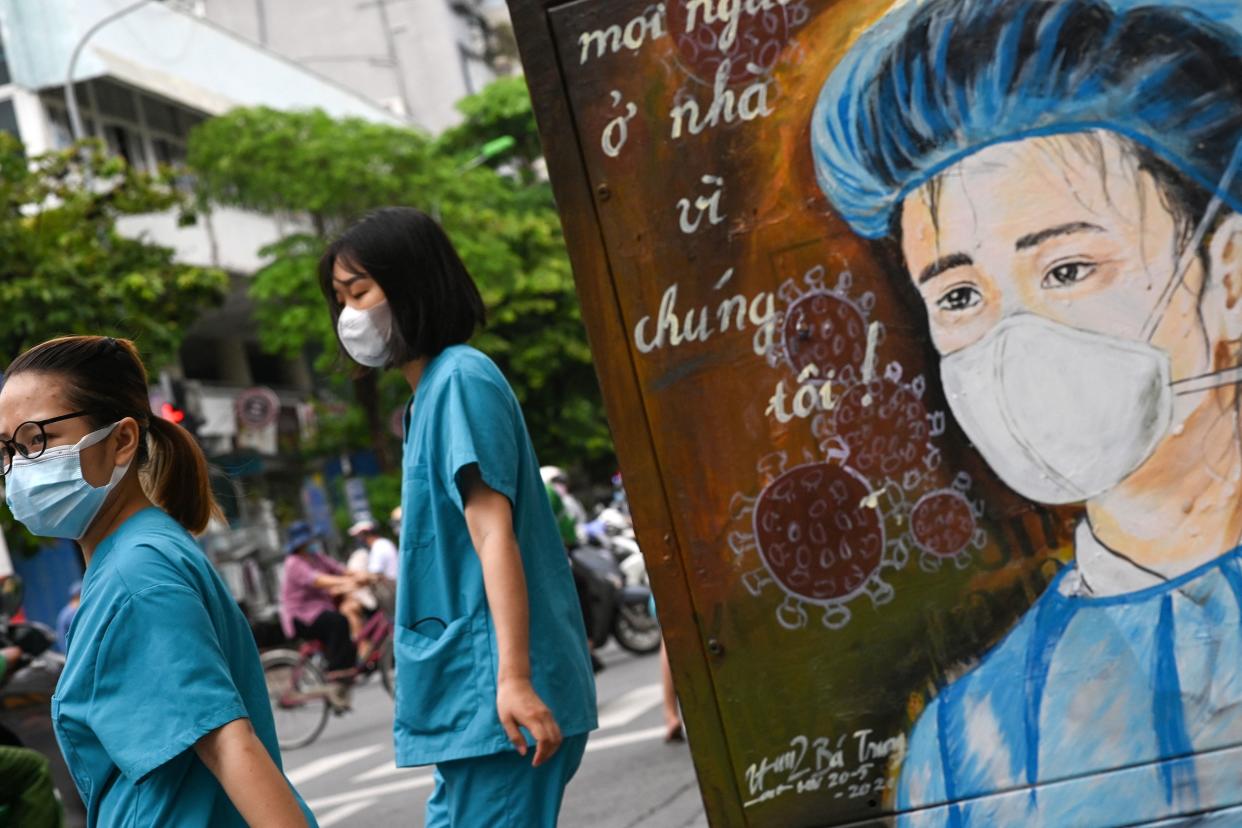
540,466,567,486
348,520,378,538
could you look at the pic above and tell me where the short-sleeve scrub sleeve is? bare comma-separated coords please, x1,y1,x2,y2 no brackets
90,585,249,782
438,370,520,512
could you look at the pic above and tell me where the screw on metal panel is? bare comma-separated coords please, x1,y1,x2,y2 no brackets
596,183,612,201
706,638,723,656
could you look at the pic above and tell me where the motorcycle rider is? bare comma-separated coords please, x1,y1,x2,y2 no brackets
0,643,61,828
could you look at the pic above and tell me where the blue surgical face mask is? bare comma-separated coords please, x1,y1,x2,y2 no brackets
4,422,131,539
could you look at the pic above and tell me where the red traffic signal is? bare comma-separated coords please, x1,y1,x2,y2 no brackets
160,402,186,425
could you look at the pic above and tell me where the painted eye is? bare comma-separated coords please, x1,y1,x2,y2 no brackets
936,286,981,312
1043,262,1095,289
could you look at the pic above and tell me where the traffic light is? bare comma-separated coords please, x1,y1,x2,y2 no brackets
168,380,203,439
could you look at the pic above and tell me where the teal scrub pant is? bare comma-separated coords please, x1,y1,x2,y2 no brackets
424,733,588,828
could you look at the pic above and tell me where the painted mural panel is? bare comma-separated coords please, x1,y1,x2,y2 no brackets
532,0,1242,824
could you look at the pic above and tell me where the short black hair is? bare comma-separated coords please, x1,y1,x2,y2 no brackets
319,207,486,364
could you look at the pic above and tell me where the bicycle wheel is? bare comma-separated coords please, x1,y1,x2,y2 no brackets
378,637,396,698
262,649,330,750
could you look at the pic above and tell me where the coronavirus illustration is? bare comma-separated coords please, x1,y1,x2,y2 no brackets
768,264,876,385
729,445,908,630
908,473,987,573
828,361,941,482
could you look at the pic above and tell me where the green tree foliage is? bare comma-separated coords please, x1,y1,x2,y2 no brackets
186,81,615,483
438,75,544,183
0,134,228,555
0,134,227,368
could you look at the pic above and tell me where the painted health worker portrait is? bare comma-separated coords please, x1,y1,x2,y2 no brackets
813,0,1242,823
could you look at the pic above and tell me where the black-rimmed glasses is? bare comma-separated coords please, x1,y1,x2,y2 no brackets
0,412,92,476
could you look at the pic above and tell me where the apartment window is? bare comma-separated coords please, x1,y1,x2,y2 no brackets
142,95,181,136
181,337,224,382
152,137,186,165
246,344,287,387
93,80,137,121
0,100,17,139
104,123,146,168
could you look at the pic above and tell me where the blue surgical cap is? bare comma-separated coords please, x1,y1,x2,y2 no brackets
811,0,1242,239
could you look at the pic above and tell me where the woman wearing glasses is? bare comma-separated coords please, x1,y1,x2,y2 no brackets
0,336,315,827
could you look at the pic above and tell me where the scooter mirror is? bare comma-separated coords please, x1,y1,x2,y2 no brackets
0,575,23,617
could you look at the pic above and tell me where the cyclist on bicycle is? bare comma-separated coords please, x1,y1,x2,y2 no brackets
278,522,370,710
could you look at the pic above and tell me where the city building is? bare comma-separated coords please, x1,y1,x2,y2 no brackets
200,0,516,132
0,0,404,629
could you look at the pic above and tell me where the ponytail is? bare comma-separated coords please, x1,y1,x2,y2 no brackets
6,335,222,535
145,416,222,534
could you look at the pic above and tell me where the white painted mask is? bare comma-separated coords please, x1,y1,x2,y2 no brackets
941,314,1174,504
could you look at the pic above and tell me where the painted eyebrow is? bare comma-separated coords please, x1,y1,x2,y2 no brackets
1014,222,1105,251
332,273,370,288
918,252,974,285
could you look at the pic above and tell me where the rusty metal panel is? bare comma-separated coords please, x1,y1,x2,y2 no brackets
508,0,1242,824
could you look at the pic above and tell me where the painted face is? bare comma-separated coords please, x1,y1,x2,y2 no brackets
899,131,1211,386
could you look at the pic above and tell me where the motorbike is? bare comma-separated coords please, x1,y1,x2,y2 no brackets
0,575,87,826
585,506,648,589
570,536,661,655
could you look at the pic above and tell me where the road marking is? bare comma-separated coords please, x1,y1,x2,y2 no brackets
323,726,670,811
349,685,666,784
317,799,377,827
596,683,663,731
352,760,415,783
286,745,384,786
586,725,667,753
308,773,437,810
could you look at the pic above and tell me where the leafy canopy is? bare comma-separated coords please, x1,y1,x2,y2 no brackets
0,134,227,368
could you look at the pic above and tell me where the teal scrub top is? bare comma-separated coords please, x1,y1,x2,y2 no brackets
395,345,598,766
52,508,317,827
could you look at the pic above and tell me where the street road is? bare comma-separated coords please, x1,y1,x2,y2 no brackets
282,643,709,827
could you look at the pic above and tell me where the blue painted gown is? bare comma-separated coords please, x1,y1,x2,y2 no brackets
898,523,1242,825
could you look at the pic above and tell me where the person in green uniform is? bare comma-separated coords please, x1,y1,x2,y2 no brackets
0,335,316,827
0,644,62,828
320,206,598,827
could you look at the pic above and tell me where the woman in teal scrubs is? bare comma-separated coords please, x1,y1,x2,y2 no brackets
319,207,598,827
0,336,315,827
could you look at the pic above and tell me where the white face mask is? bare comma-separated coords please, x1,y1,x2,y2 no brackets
337,302,393,368
5,422,131,539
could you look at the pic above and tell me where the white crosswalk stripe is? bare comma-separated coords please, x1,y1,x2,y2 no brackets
346,682,665,784
316,799,379,827
307,773,437,811
286,745,385,786
307,725,669,812
596,683,663,731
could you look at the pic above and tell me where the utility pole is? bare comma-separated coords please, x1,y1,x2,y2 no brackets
254,0,268,46
369,0,413,118
66,0,159,141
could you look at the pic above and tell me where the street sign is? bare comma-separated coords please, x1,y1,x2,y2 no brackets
344,477,373,525
235,386,281,429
